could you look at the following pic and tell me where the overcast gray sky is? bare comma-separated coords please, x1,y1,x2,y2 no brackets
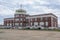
0,0,60,26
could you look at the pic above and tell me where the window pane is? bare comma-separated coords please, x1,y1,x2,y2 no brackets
46,22,48,26
45,17,48,20
20,18,22,21
40,22,44,26
31,23,32,26
15,19,19,21
40,17,43,21
15,14,19,17
15,23,19,26
34,18,37,21
34,22,38,25
20,23,22,26
31,19,32,21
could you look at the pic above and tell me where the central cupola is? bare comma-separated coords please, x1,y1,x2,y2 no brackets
15,4,27,14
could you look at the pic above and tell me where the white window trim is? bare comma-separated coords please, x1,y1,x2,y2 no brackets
15,19,19,21
31,23,32,26
45,22,48,26
20,23,22,26
40,17,43,21
34,22,38,26
31,19,32,21
40,22,44,27
20,18,22,21
15,14,19,17
15,23,19,26
35,18,37,21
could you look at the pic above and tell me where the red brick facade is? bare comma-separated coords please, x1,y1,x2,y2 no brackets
4,13,58,29
3,9,58,29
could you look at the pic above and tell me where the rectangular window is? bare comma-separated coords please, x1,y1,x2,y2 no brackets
20,23,22,26
20,15,22,17
31,23,32,26
34,22,38,26
35,18,37,21
45,22,48,26
15,18,19,21
15,23,19,26
24,19,25,21
15,14,19,17
7,24,9,26
31,19,32,21
10,24,12,26
20,18,22,21
40,22,44,27
45,17,48,20
40,17,43,21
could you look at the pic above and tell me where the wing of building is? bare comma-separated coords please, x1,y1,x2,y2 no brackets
4,8,58,29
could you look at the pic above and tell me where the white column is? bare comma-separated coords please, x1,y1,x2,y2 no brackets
31,22,32,26
51,17,53,27
45,22,48,26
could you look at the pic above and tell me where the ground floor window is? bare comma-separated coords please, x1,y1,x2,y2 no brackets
34,22,38,26
45,22,48,27
15,23,19,26
40,22,44,27
7,24,9,26
20,23,22,26
10,23,12,26
31,22,32,26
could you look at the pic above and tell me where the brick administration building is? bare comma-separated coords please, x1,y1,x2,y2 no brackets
4,8,58,29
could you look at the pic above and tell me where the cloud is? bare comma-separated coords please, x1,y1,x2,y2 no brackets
0,0,60,26
0,5,14,16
